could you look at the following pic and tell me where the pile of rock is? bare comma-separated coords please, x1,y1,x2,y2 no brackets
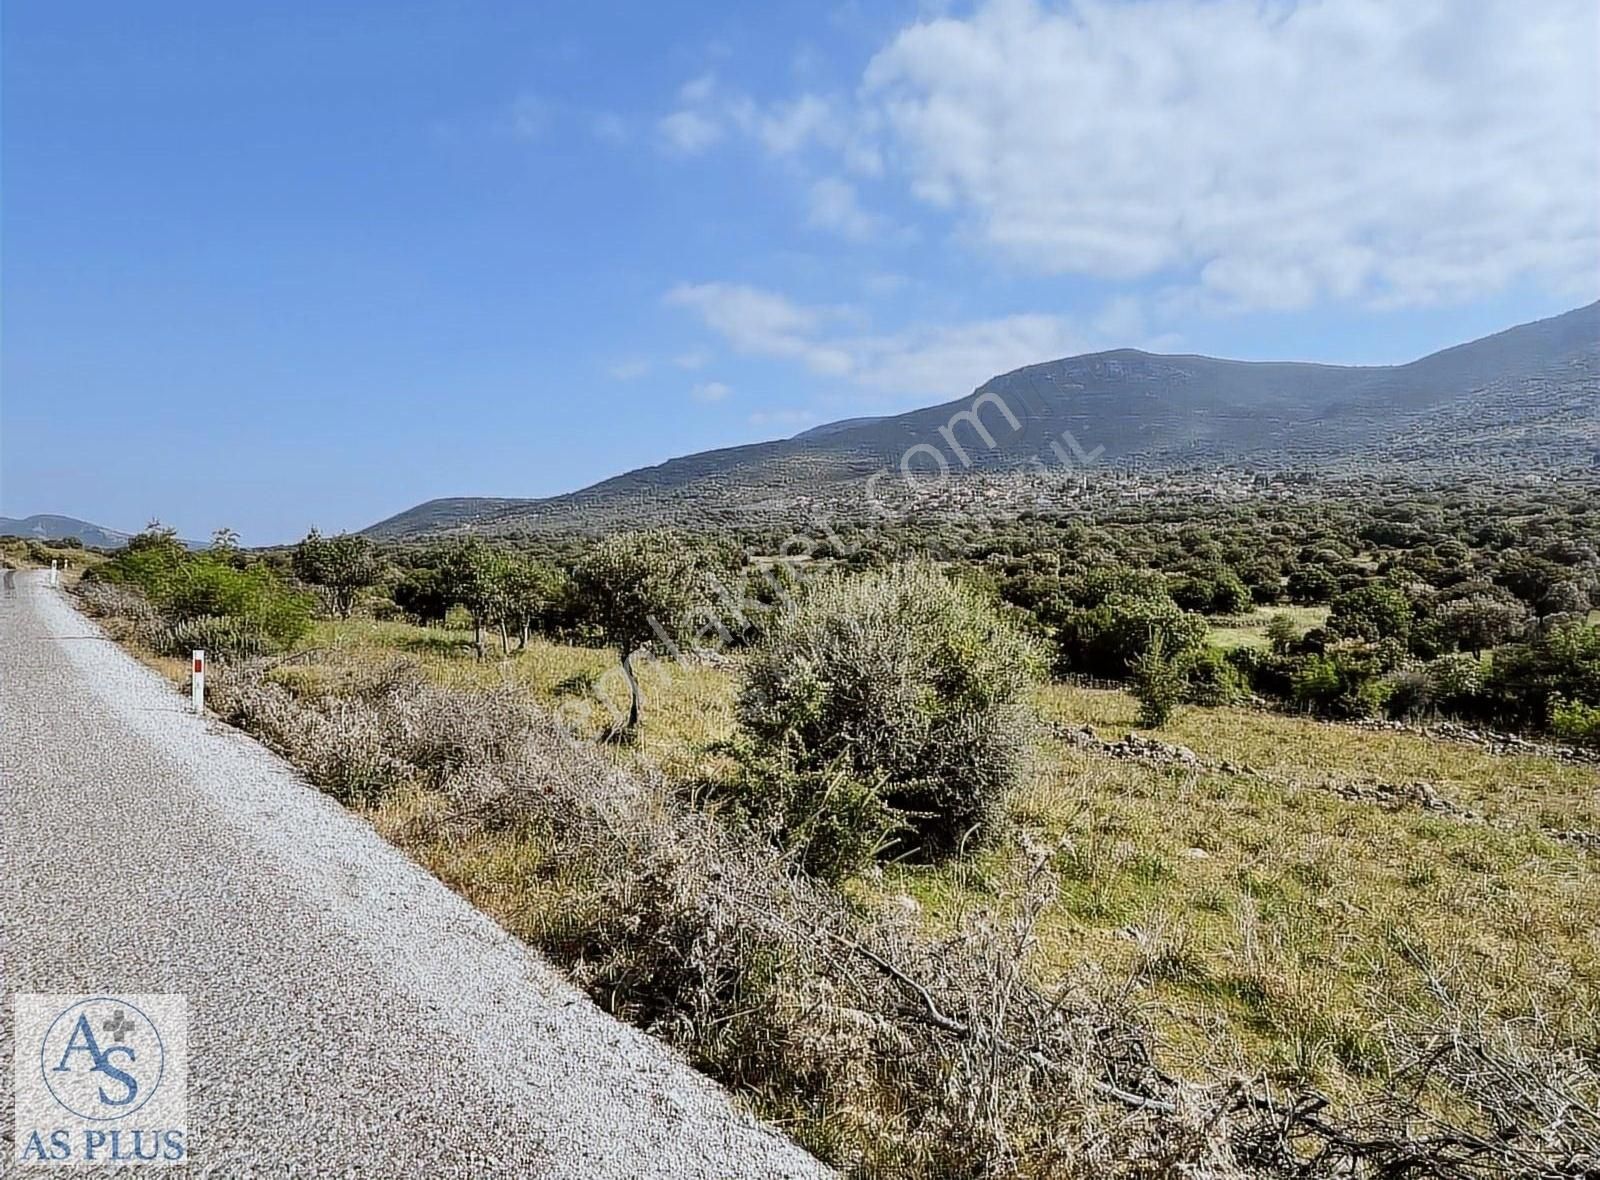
1328,778,1483,822
1057,724,1208,769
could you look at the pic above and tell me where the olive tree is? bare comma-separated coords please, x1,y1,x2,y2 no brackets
570,530,702,730
501,557,565,650
292,529,381,619
440,539,511,658
1435,593,1530,656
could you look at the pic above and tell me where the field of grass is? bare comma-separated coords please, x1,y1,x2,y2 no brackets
248,617,1600,1106
951,685,1599,1097
1205,604,1330,650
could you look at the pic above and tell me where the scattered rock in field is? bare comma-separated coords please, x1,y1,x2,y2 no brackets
1183,847,1210,860
1328,779,1483,823
1053,722,1204,768
1349,717,1600,766
1547,829,1600,853
1053,719,1595,855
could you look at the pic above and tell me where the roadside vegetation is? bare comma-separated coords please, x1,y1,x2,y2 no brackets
0,533,108,579
68,481,1600,1177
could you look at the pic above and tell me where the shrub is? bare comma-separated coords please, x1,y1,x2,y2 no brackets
1291,654,1343,712
738,564,1042,860
163,561,314,648
1291,643,1396,719
1054,591,1206,679
85,539,313,654
728,757,896,883
1383,666,1432,721
1426,652,1485,715
1265,613,1301,653
154,614,274,661
1550,697,1600,746
1180,645,1247,706
1328,583,1415,645
211,658,532,805
1483,620,1600,730
392,566,452,624
1286,565,1339,604
1132,633,1184,727
1432,592,1530,655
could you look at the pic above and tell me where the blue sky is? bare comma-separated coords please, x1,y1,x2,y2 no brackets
3,0,1596,543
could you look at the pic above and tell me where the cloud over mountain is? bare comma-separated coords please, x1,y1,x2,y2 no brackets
857,0,1598,309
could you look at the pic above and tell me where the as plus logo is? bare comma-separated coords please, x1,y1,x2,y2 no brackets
40,997,166,1119
13,992,188,1167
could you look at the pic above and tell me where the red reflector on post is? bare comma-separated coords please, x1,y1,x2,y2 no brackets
194,657,204,673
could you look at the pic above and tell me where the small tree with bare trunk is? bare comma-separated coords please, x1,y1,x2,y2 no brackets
571,530,700,732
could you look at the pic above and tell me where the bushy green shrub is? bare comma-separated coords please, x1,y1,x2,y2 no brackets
1483,621,1600,730
1180,646,1248,706
1054,591,1206,679
728,757,896,883
1133,634,1184,727
1426,652,1486,715
1550,697,1600,746
738,563,1043,861
1290,642,1395,719
85,529,313,654
163,561,314,648
1328,582,1415,645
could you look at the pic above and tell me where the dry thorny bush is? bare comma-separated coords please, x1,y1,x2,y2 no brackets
192,651,1600,1178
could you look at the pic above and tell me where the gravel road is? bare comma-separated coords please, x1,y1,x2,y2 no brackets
0,572,831,1178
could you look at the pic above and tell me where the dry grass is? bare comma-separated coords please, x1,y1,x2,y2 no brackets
272,620,1600,1111
274,620,1600,1118
293,619,738,784
92,606,1600,1175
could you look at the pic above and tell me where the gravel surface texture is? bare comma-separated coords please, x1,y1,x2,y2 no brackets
0,572,831,1178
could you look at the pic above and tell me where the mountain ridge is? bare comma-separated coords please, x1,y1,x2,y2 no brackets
0,514,134,549
366,300,1600,539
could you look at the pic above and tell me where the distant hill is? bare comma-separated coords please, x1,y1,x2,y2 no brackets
0,515,209,550
366,301,1600,539
0,514,133,549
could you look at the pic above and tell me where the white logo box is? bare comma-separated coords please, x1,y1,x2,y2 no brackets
12,993,189,1168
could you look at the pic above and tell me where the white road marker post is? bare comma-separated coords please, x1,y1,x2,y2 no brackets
50,560,59,587
192,650,205,715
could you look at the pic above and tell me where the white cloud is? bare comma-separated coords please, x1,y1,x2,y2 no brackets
806,177,885,241
751,94,835,156
691,380,733,402
658,109,722,154
854,0,1599,308
674,350,711,370
658,77,882,172
848,313,1091,399
663,282,854,375
668,279,1125,403
606,359,651,380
